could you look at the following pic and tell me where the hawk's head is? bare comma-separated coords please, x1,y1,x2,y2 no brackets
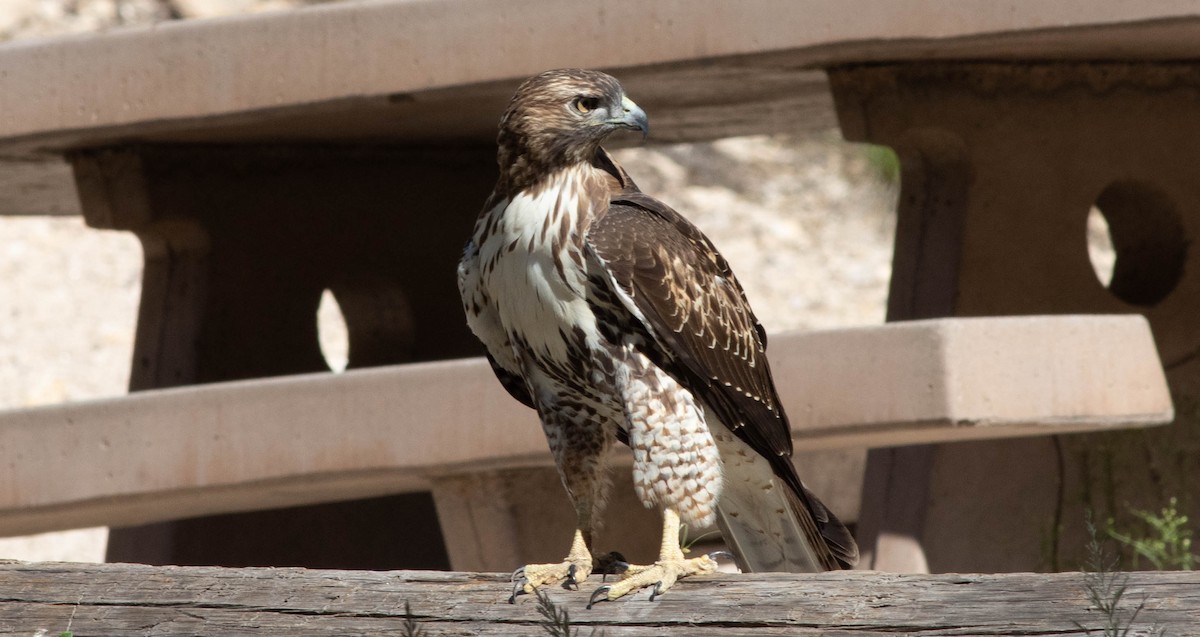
497,69,648,191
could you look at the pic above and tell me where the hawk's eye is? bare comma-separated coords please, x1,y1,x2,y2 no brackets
574,97,602,114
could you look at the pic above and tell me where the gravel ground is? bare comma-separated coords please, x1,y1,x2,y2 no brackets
1,219,142,409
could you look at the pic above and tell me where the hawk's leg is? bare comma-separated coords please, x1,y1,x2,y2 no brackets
510,402,614,602
587,508,718,607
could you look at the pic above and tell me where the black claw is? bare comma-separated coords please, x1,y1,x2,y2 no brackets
587,585,612,610
707,550,736,564
563,563,579,591
510,567,526,582
508,577,528,604
648,581,664,602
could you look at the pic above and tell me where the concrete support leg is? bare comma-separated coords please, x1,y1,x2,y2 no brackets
72,145,497,568
831,62,1200,572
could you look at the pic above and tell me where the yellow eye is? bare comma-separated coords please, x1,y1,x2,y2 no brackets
575,97,601,113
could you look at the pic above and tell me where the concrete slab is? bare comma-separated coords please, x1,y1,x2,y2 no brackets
0,314,1171,537
4,0,1200,213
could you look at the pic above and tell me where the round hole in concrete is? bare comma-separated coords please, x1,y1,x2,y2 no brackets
317,289,350,372
1086,207,1115,287
1089,180,1187,307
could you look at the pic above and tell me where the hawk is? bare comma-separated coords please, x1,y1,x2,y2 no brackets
458,69,857,605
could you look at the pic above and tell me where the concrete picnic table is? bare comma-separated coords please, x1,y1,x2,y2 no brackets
2,0,1198,572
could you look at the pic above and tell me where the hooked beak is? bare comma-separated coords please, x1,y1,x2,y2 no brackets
610,95,649,139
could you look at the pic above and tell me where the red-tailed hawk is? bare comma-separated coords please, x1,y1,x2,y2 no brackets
458,69,857,605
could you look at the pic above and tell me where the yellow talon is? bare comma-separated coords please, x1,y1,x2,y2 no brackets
586,509,718,607
509,529,593,603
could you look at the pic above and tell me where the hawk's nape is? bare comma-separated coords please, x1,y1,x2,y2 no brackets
457,68,857,606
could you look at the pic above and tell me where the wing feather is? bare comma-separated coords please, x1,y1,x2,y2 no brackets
487,353,535,409
586,193,791,457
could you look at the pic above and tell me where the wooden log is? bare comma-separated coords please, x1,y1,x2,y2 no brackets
3,561,1198,636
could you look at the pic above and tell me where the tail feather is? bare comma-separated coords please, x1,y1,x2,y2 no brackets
715,476,824,572
713,423,858,572
798,482,858,569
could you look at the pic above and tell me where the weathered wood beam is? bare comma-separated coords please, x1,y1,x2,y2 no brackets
4,561,1198,636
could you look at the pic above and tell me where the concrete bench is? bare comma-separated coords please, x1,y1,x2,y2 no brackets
4,2,1200,217
0,315,1172,570
3,0,1198,571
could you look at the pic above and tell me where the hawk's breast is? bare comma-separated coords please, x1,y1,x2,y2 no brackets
476,167,605,365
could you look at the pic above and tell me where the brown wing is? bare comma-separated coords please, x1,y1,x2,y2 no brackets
587,192,790,455
586,192,857,569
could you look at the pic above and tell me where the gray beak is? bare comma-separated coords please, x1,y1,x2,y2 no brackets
612,95,649,139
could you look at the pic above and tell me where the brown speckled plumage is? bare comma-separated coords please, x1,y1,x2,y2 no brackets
457,69,857,578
